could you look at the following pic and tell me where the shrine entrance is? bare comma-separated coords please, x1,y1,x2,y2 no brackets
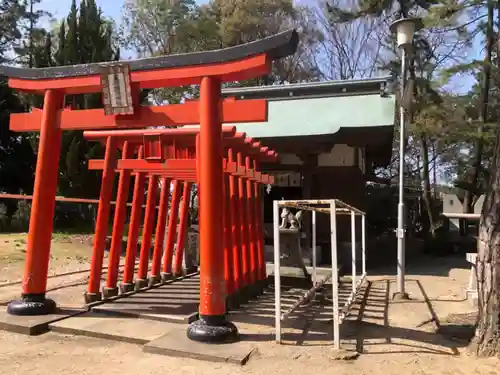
0,29,298,344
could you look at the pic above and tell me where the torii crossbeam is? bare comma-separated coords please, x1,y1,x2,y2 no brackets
0,29,298,344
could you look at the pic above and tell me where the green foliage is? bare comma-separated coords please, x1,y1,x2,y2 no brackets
122,0,320,94
41,0,120,198
326,0,485,231
0,79,36,197
0,0,496,240
0,0,120,210
327,0,438,21
14,0,51,67
122,0,210,56
122,0,221,103
0,0,25,62
0,1,44,228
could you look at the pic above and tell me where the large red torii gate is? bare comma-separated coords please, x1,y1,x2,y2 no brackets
0,29,298,343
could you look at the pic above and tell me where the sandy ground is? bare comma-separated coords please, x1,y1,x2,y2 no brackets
0,232,199,307
0,233,499,375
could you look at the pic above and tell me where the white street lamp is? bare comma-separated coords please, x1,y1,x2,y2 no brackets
389,17,423,300
390,18,423,49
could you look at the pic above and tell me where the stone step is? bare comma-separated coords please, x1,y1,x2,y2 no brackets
91,276,200,324
49,310,255,365
49,311,174,344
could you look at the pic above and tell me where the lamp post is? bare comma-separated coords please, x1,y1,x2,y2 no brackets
389,17,423,300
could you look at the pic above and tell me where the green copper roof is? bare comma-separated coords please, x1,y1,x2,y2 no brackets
232,93,395,138
222,76,396,139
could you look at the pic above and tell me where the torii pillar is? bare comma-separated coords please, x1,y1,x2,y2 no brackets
187,76,233,339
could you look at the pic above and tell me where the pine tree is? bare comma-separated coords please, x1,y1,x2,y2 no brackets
41,0,119,198
327,0,463,234
0,0,25,62
65,0,79,65
54,21,66,66
0,0,38,228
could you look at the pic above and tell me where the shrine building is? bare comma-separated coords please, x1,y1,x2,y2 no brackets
221,76,397,265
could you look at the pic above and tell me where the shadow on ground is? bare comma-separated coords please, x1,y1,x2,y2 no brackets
230,274,475,358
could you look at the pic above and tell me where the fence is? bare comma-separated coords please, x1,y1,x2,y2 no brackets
0,192,191,233
273,199,367,350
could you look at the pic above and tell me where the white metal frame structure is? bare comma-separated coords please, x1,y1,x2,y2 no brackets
273,199,367,349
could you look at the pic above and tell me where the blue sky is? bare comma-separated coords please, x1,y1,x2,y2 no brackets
40,0,124,22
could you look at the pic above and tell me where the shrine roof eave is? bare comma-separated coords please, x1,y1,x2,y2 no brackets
221,76,393,100
225,80,396,167
0,29,298,94
250,125,394,167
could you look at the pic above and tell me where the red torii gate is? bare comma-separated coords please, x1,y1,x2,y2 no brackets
1,29,298,343
82,127,276,313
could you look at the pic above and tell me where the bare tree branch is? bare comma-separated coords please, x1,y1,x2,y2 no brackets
312,0,384,80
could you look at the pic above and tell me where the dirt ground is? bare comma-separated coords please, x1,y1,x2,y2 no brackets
0,231,199,307
0,232,105,307
0,233,499,375
0,232,93,282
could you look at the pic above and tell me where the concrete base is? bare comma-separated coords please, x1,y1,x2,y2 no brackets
0,307,85,336
392,292,410,301
144,328,255,365
120,283,135,294
148,276,161,287
134,279,149,291
161,273,174,282
7,294,57,316
187,316,239,344
49,311,173,345
102,287,119,299
92,276,200,323
84,292,102,304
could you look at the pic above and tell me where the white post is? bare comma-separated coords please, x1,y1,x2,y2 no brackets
330,200,340,350
312,210,317,286
396,46,407,296
351,211,356,291
273,200,282,344
362,214,366,276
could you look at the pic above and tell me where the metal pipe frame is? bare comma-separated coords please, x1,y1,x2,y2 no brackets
276,199,366,216
273,199,367,350
280,274,332,320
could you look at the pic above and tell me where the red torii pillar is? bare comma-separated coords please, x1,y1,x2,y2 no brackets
2,29,298,344
215,134,278,308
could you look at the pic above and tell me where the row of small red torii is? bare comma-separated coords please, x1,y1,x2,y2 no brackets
82,127,276,309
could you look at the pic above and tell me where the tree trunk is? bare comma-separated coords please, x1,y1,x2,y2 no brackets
469,0,500,356
470,124,500,356
407,45,437,234
432,141,437,198
463,0,493,213
29,0,34,69
419,133,437,233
